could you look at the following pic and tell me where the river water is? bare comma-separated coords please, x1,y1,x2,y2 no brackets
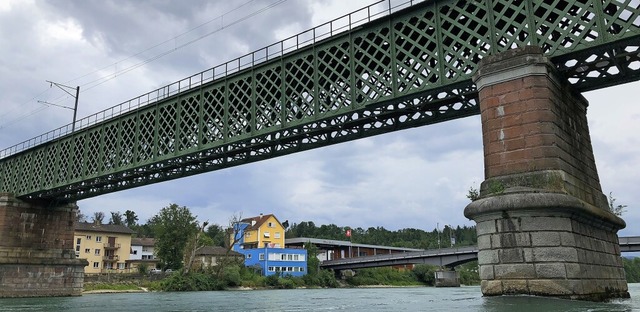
2,284,640,312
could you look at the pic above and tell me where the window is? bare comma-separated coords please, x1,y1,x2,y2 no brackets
118,263,125,270
96,236,102,242
300,267,305,272
85,248,90,253
275,232,281,239
93,262,99,268
86,235,92,240
245,232,251,238
288,254,293,261
263,232,270,238
268,222,274,228
133,250,138,255
259,253,265,260
94,249,100,256
75,245,80,252
293,255,299,261
281,254,286,260
268,266,275,272
246,254,252,259
76,238,81,245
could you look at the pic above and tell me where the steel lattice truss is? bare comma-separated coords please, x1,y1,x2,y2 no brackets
1,0,640,202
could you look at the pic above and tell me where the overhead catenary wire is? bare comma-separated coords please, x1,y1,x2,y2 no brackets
78,0,288,93
0,0,287,129
64,0,261,86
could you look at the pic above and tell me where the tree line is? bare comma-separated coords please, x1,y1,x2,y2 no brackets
285,221,478,249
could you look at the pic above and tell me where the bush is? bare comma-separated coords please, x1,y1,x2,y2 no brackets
279,278,295,289
412,264,438,286
138,263,149,275
346,267,417,286
457,261,480,285
161,272,224,291
222,265,242,287
317,270,339,288
265,273,280,287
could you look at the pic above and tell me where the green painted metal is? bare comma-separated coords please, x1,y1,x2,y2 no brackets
1,0,640,202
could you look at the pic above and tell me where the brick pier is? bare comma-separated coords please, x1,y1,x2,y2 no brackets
464,47,628,301
0,193,87,297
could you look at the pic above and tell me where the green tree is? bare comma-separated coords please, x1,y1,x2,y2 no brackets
205,224,226,247
109,211,124,225
76,210,87,223
92,211,105,224
124,210,139,228
305,243,320,276
150,204,199,270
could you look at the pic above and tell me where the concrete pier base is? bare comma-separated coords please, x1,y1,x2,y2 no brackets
0,193,87,297
435,270,460,287
466,189,628,301
464,47,628,301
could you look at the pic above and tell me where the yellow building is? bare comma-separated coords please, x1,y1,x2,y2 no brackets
237,214,285,249
74,222,135,274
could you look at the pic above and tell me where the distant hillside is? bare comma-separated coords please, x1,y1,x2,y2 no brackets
285,222,477,249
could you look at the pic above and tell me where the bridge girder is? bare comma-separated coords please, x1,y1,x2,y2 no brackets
1,0,640,201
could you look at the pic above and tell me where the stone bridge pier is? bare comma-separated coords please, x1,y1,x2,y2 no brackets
0,193,87,297
464,47,628,301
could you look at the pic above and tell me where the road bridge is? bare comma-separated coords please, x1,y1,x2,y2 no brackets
0,0,638,299
319,236,640,271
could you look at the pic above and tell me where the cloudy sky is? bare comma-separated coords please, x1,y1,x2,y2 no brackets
0,0,638,236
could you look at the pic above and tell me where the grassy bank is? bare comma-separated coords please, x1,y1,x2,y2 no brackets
83,262,481,293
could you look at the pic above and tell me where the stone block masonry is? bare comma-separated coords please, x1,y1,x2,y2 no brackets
465,47,628,301
0,193,87,297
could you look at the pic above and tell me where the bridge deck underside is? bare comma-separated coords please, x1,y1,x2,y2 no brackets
320,237,640,270
321,246,480,270
1,0,640,202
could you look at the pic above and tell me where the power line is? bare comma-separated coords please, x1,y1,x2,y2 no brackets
0,0,287,129
79,0,288,93
0,88,50,121
65,0,260,86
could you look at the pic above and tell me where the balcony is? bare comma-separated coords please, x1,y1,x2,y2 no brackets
104,243,121,250
103,255,120,262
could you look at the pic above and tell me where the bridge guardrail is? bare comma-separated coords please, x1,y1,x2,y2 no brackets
321,246,479,266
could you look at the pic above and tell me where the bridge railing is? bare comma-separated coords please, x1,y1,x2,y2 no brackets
322,246,479,266
0,0,427,160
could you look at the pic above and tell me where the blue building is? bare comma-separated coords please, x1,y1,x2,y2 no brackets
231,214,307,277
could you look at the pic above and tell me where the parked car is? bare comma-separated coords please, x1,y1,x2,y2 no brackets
149,268,162,274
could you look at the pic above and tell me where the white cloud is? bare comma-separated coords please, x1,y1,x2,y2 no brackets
0,0,638,239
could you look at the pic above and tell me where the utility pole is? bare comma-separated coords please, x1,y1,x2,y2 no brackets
39,80,80,132
437,223,441,250
446,224,454,247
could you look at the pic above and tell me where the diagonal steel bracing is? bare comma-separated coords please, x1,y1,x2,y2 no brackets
1,0,639,202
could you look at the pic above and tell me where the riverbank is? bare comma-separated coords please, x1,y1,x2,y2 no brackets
83,288,148,294
81,264,478,293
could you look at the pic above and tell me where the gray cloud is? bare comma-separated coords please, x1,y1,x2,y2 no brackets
1,0,638,236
